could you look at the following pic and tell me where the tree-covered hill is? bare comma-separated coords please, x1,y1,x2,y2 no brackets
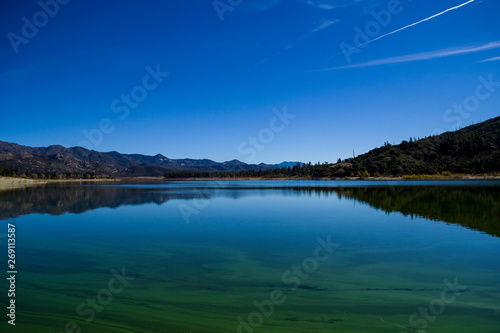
341,116,499,176
165,116,500,179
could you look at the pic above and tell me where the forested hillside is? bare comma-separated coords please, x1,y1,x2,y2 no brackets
165,116,500,179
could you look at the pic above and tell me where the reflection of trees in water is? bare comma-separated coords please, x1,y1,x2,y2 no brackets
1,184,498,238
290,186,500,238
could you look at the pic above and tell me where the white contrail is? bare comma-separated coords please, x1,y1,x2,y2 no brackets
369,0,476,44
477,56,500,63
321,41,500,70
323,0,477,62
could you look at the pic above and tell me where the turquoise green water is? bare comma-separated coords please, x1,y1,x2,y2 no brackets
1,181,499,332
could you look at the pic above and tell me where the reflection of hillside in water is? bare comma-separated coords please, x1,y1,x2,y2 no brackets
0,184,268,220
1,184,499,238
0,185,179,220
288,186,500,238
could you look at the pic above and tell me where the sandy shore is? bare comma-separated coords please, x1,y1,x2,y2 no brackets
0,177,118,191
0,177,47,190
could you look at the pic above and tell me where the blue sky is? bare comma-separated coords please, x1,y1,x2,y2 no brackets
1,0,499,164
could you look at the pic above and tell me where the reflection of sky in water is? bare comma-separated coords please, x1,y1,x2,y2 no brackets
12,183,500,277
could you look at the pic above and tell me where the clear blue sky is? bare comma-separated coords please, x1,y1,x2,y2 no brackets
1,0,499,164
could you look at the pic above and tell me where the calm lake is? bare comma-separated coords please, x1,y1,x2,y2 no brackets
1,180,499,333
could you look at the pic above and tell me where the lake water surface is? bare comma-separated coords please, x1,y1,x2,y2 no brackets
1,180,499,332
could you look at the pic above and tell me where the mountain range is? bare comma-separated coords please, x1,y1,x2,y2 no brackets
0,141,300,177
2,116,498,178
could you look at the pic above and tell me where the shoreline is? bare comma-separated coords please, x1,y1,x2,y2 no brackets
0,177,118,191
2,175,499,190
163,175,500,181
0,177,47,190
